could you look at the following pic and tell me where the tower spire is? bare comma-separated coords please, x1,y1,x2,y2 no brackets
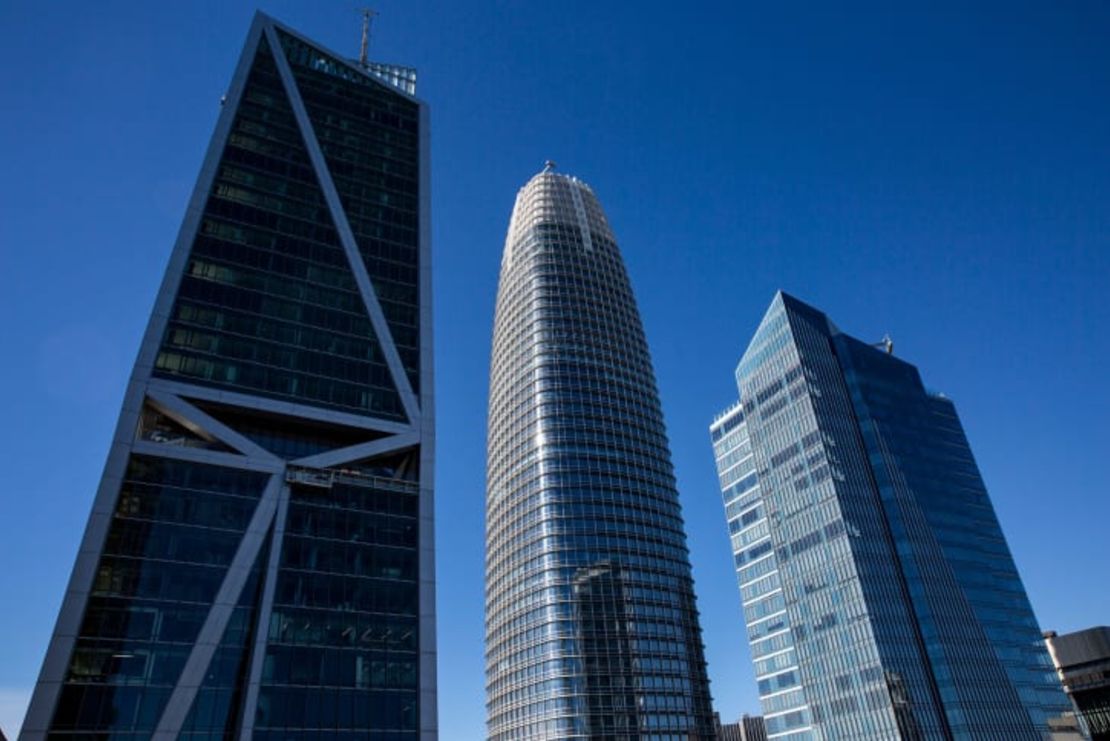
359,8,377,68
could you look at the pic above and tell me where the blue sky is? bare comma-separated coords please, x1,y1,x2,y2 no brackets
1,1,1108,737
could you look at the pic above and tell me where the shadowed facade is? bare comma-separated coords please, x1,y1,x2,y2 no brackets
21,14,435,740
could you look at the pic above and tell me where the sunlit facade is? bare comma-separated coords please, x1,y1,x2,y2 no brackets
1045,627,1110,739
710,292,1070,740
485,166,715,739
21,14,436,740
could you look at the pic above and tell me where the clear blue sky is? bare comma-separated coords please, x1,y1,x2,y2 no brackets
1,1,1108,737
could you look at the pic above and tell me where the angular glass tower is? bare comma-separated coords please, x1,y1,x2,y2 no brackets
485,166,715,740
21,13,435,741
709,292,1070,740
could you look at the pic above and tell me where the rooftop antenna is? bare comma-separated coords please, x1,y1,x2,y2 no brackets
359,8,378,68
873,334,894,355
543,160,557,172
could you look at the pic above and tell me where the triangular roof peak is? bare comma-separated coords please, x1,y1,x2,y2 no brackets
253,11,422,101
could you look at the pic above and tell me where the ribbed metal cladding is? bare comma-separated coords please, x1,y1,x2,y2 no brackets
485,168,715,740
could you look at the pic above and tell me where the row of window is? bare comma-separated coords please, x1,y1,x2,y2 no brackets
255,685,416,730
262,646,415,689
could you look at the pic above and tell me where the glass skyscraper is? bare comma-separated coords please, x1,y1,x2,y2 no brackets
21,13,436,740
709,292,1071,740
485,166,715,739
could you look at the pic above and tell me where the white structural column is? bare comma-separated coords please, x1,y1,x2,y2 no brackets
237,481,292,739
152,474,284,739
130,440,283,475
415,95,438,741
145,389,282,461
147,377,412,436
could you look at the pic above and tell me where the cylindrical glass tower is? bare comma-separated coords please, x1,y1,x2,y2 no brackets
485,166,715,740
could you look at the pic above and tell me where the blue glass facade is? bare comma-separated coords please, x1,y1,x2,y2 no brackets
710,292,1070,740
51,457,271,738
485,168,715,739
22,14,436,741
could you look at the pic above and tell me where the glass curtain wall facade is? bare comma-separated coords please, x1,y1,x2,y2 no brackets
485,166,715,740
709,292,1070,740
21,13,436,741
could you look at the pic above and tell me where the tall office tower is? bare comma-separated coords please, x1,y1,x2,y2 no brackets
1045,627,1110,739
485,165,716,740
22,13,435,740
709,292,1070,740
